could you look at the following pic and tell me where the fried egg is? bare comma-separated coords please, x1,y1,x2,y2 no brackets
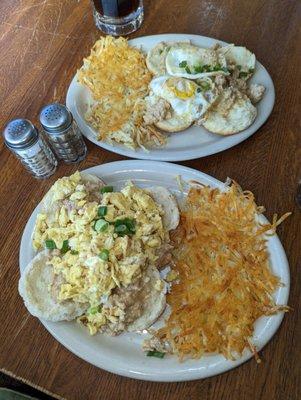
146,40,191,76
218,45,256,79
203,88,257,135
165,43,228,79
150,75,210,125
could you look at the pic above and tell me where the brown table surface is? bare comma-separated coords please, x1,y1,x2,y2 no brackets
0,0,300,399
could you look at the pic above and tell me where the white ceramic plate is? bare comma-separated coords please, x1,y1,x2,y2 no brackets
66,34,275,161
19,161,289,381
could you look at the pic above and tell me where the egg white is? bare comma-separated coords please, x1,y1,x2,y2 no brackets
150,75,210,123
165,43,228,79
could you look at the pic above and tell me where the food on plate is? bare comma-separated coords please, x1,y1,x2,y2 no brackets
202,88,257,135
18,250,88,321
126,265,166,332
144,40,265,135
19,172,180,335
165,43,228,79
76,36,267,152
218,45,256,80
144,76,211,132
77,36,166,150
146,186,180,230
19,171,290,363
146,40,190,76
144,181,290,361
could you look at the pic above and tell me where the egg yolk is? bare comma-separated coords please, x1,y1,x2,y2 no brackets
166,78,196,100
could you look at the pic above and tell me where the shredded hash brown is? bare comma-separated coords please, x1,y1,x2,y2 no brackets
77,36,166,149
155,182,290,361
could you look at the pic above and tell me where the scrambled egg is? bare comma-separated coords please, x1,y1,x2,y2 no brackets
33,172,168,334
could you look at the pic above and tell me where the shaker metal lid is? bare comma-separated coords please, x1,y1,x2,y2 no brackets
3,119,38,149
39,103,72,133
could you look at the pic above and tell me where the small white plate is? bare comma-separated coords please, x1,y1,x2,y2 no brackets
66,34,275,161
19,161,289,381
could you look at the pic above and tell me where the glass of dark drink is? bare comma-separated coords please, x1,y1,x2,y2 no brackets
91,0,144,36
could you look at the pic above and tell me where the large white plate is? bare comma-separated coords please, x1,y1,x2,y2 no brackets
66,34,275,161
19,161,289,381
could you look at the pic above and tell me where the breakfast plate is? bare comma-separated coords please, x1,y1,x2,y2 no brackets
66,34,275,161
19,160,289,381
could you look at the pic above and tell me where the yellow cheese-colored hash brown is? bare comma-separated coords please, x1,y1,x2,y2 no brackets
77,36,152,139
156,182,290,361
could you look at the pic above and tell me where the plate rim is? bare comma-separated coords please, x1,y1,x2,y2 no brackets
19,160,289,382
66,33,275,162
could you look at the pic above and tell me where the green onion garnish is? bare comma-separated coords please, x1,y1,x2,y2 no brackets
100,186,113,194
114,218,136,236
45,239,56,250
98,206,108,217
114,224,128,234
237,65,242,70
203,64,211,72
94,219,109,233
147,350,165,358
221,67,228,73
199,82,211,91
249,68,255,74
213,63,222,71
239,71,249,78
179,60,187,68
194,65,204,73
185,65,191,74
70,250,79,255
99,249,109,261
61,240,70,254
88,305,102,315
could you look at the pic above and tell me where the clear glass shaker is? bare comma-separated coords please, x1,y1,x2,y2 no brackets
39,103,87,164
3,118,57,179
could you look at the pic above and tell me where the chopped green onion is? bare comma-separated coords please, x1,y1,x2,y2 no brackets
114,224,128,235
114,218,136,236
70,250,79,255
45,239,56,250
100,186,113,194
239,71,249,78
213,63,222,71
199,82,211,91
179,60,187,68
61,240,70,254
203,64,211,72
147,350,165,358
98,206,108,217
237,65,242,70
88,305,102,315
99,249,109,261
185,65,191,74
94,219,109,233
249,68,255,74
194,65,203,73
221,67,228,73
197,87,201,93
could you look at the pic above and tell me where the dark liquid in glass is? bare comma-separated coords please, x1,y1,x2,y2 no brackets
92,0,140,18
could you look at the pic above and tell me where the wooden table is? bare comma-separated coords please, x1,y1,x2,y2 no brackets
0,1,300,399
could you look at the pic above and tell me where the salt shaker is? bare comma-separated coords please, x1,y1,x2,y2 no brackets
3,119,57,179
39,103,87,164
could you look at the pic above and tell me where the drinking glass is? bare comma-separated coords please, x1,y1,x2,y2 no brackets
91,0,144,36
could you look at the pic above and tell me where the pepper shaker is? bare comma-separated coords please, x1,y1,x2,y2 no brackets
3,119,57,179
39,103,87,164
